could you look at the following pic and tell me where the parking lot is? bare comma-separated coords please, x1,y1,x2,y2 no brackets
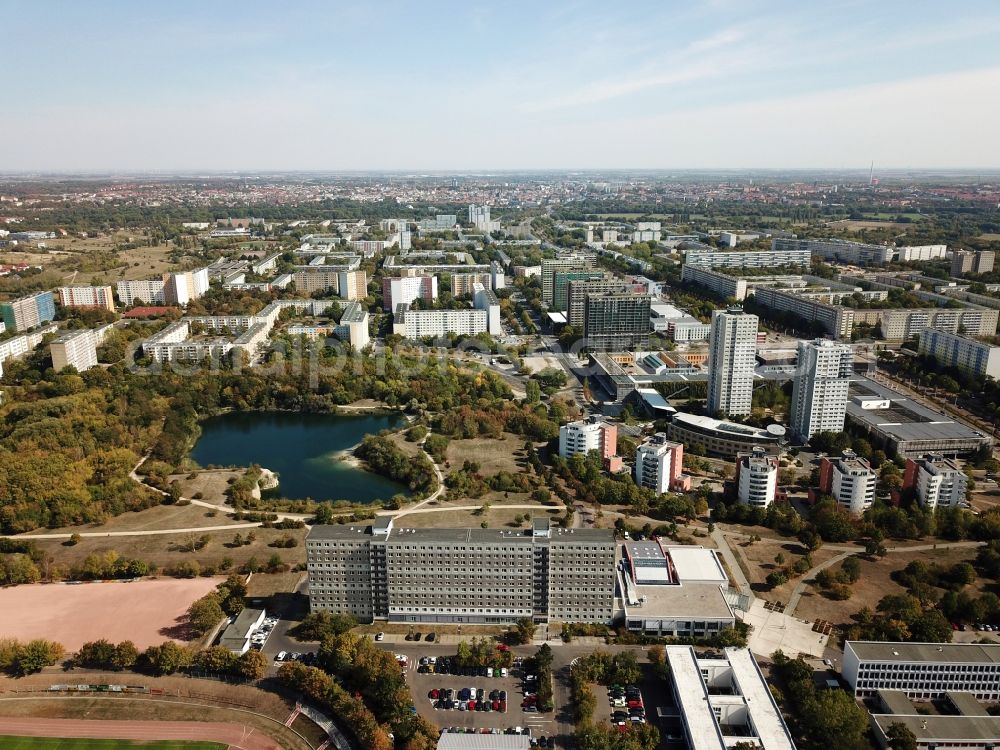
403,652,560,745
590,664,683,745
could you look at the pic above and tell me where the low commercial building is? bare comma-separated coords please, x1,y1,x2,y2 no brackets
815,450,875,515
57,285,115,312
437,735,530,750
307,518,616,625
846,376,993,457
918,328,1000,380
869,691,1000,750
250,252,282,275
664,646,795,749
219,608,267,654
736,447,778,508
667,413,784,459
619,542,734,638
669,317,712,342
903,454,968,509
843,641,1000,700
0,291,56,332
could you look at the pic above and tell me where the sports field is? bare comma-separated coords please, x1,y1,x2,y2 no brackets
0,738,224,750
0,720,283,750
0,578,221,651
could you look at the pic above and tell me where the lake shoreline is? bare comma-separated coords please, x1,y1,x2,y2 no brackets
189,410,409,505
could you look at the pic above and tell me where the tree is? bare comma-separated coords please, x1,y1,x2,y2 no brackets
12,640,65,676
141,642,192,675
292,612,358,641
512,617,536,645
886,722,919,750
187,594,224,635
525,379,541,404
236,649,267,680
111,641,138,670
840,556,861,583
766,570,787,588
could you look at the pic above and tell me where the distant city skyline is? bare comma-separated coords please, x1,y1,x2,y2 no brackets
2,0,999,171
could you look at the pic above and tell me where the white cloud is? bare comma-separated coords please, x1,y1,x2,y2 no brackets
498,66,1000,169
2,66,997,171
515,27,757,112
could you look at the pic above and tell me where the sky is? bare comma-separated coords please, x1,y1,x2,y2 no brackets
2,0,999,172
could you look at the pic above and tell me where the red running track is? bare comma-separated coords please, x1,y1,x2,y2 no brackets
0,718,284,750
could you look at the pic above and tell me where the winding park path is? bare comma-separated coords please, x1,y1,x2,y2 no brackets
13,429,552,540
781,539,985,616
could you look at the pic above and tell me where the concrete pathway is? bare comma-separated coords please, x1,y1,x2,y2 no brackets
711,527,754,601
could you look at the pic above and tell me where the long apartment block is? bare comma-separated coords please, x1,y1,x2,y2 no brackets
306,518,616,625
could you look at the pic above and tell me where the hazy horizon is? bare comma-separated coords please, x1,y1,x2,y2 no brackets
3,0,999,172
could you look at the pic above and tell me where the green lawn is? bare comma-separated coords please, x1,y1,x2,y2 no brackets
0,739,225,750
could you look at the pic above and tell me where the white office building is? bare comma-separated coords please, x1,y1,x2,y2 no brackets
736,448,778,508
843,641,1000,700
116,279,166,306
665,646,796,750
468,204,501,233
49,325,112,373
905,454,968,509
634,434,685,495
334,301,370,351
559,417,616,460
706,307,758,417
383,274,438,311
391,306,487,338
819,450,876,515
57,285,115,312
790,339,854,442
473,283,502,336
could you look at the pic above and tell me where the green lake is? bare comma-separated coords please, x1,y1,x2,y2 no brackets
190,411,408,503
